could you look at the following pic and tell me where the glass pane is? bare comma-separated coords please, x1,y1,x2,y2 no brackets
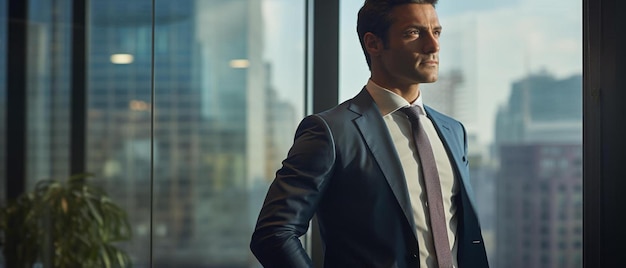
86,0,154,266
26,0,72,185
151,0,305,266
340,1,582,267
84,0,306,266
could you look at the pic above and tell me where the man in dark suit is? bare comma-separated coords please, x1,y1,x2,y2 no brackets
250,0,489,267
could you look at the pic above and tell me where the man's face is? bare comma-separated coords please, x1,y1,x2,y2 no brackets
378,4,441,86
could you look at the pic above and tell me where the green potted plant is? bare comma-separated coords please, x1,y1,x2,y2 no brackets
0,173,132,268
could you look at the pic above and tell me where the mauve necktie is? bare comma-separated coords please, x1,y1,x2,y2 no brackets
400,106,453,268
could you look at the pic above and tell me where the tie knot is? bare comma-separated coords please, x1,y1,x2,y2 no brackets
400,106,421,124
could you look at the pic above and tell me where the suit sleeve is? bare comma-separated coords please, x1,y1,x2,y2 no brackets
250,115,336,268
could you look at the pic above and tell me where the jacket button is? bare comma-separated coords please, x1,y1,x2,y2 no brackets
411,253,418,259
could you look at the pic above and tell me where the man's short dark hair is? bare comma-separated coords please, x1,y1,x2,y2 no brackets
357,0,438,69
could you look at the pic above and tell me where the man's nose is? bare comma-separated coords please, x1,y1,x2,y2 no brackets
421,32,439,54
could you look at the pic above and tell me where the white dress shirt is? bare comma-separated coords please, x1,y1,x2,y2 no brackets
366,80,459,268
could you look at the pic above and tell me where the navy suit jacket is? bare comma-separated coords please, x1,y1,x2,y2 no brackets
251,89,489,268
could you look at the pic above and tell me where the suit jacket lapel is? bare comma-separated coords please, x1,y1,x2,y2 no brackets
425,106,478,209
349,89,417,237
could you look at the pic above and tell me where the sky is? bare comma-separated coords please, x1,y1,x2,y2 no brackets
262,0,582,145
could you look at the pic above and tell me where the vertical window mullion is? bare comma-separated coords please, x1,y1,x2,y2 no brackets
70,0,87,175
6,0,28,200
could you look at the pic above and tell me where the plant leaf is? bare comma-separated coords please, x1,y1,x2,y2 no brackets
84,193,104,226
100,247,112,268
61,197,68,214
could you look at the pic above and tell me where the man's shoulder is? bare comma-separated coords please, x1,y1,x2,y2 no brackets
300,90,373,132
304,101,356,131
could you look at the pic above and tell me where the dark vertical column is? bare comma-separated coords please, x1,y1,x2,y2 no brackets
584,0,626,267
70,0,86,175
582,0,601,266
312,0,339,113
311,1,340,267
5,1,28,267
6,0,28,200
603,0,626,263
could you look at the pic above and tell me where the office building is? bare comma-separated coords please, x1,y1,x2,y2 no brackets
494,72,582,268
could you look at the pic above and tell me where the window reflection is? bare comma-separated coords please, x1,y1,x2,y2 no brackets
87,1,154,265
26,0,73,186
86,0,304,266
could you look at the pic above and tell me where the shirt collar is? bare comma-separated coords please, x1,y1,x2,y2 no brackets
365,79,427,116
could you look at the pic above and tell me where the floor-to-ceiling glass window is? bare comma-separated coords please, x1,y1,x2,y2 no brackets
340,1,582,267
85,0,306,267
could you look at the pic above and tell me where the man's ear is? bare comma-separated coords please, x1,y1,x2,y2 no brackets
364,32,383,57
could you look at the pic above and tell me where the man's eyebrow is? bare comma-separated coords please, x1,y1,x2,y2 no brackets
405,24,443,31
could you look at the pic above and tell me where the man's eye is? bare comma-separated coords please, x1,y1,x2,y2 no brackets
434,30,442,37
405,30,419,36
